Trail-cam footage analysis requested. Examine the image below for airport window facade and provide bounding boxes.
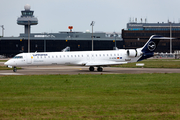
[128,28,180,31]
[22,11,33,16]
[122,29,180,53]
[0,38,123,57]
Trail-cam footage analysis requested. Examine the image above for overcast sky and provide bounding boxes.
[1,0,180,36]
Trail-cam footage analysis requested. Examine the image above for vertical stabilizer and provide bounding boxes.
[138,35,172,61]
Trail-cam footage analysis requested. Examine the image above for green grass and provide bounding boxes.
[0,66,21,71]
[0,74,180,119]
[0,60,7,62]
[0,66,13,70]
[115,59,180,68]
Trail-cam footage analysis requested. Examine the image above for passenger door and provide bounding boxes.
[26,54,32,64]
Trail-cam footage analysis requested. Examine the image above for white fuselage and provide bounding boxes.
[5,49,142,67]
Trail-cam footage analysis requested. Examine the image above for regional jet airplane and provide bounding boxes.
[4,35,170,72]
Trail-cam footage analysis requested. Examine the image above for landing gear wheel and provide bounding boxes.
[13,67,17,72]
[97,67,103,72]
[89,66,94,71]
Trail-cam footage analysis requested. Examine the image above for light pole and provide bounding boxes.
[43,32,47,52]
[114,32,117,48]
[28,20,30,53]
[90,21,95,51]
[0,25,4,37]
[170,22,172,54]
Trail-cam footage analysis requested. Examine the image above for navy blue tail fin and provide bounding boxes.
[141,35,162,53]
[138,35,173,61]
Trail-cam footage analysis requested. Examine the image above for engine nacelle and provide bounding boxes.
[127,49,141,57]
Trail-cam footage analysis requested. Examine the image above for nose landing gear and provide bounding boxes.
[13,66,17,72]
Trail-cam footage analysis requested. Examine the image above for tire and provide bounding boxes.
[13,67,17,72]
[97,67,103,72]
[89,66,94,71]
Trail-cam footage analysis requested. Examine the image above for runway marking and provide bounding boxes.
[0,73,23,75]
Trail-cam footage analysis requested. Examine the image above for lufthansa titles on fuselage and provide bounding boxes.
[33,54,48,57]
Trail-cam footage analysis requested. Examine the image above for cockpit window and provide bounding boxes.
[13,56,23,59]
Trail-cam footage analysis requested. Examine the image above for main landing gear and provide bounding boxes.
[89,66,103,72]
[97,67,103,72]
[89,66,94,71]
[13,66,17,72]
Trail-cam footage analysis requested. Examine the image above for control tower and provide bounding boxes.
[17,4,38,34]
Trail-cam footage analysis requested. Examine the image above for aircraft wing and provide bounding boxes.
[85,61,127,66]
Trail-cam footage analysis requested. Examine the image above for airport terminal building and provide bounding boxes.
[0,32,123,57]
[122,22,180,53]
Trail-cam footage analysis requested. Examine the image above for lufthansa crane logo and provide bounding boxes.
[148,41,156,51]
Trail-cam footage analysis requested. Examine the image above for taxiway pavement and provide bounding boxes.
[1,65,180,75]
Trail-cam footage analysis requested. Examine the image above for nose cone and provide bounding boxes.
[4,61,9,66]
[4,60,12,66]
